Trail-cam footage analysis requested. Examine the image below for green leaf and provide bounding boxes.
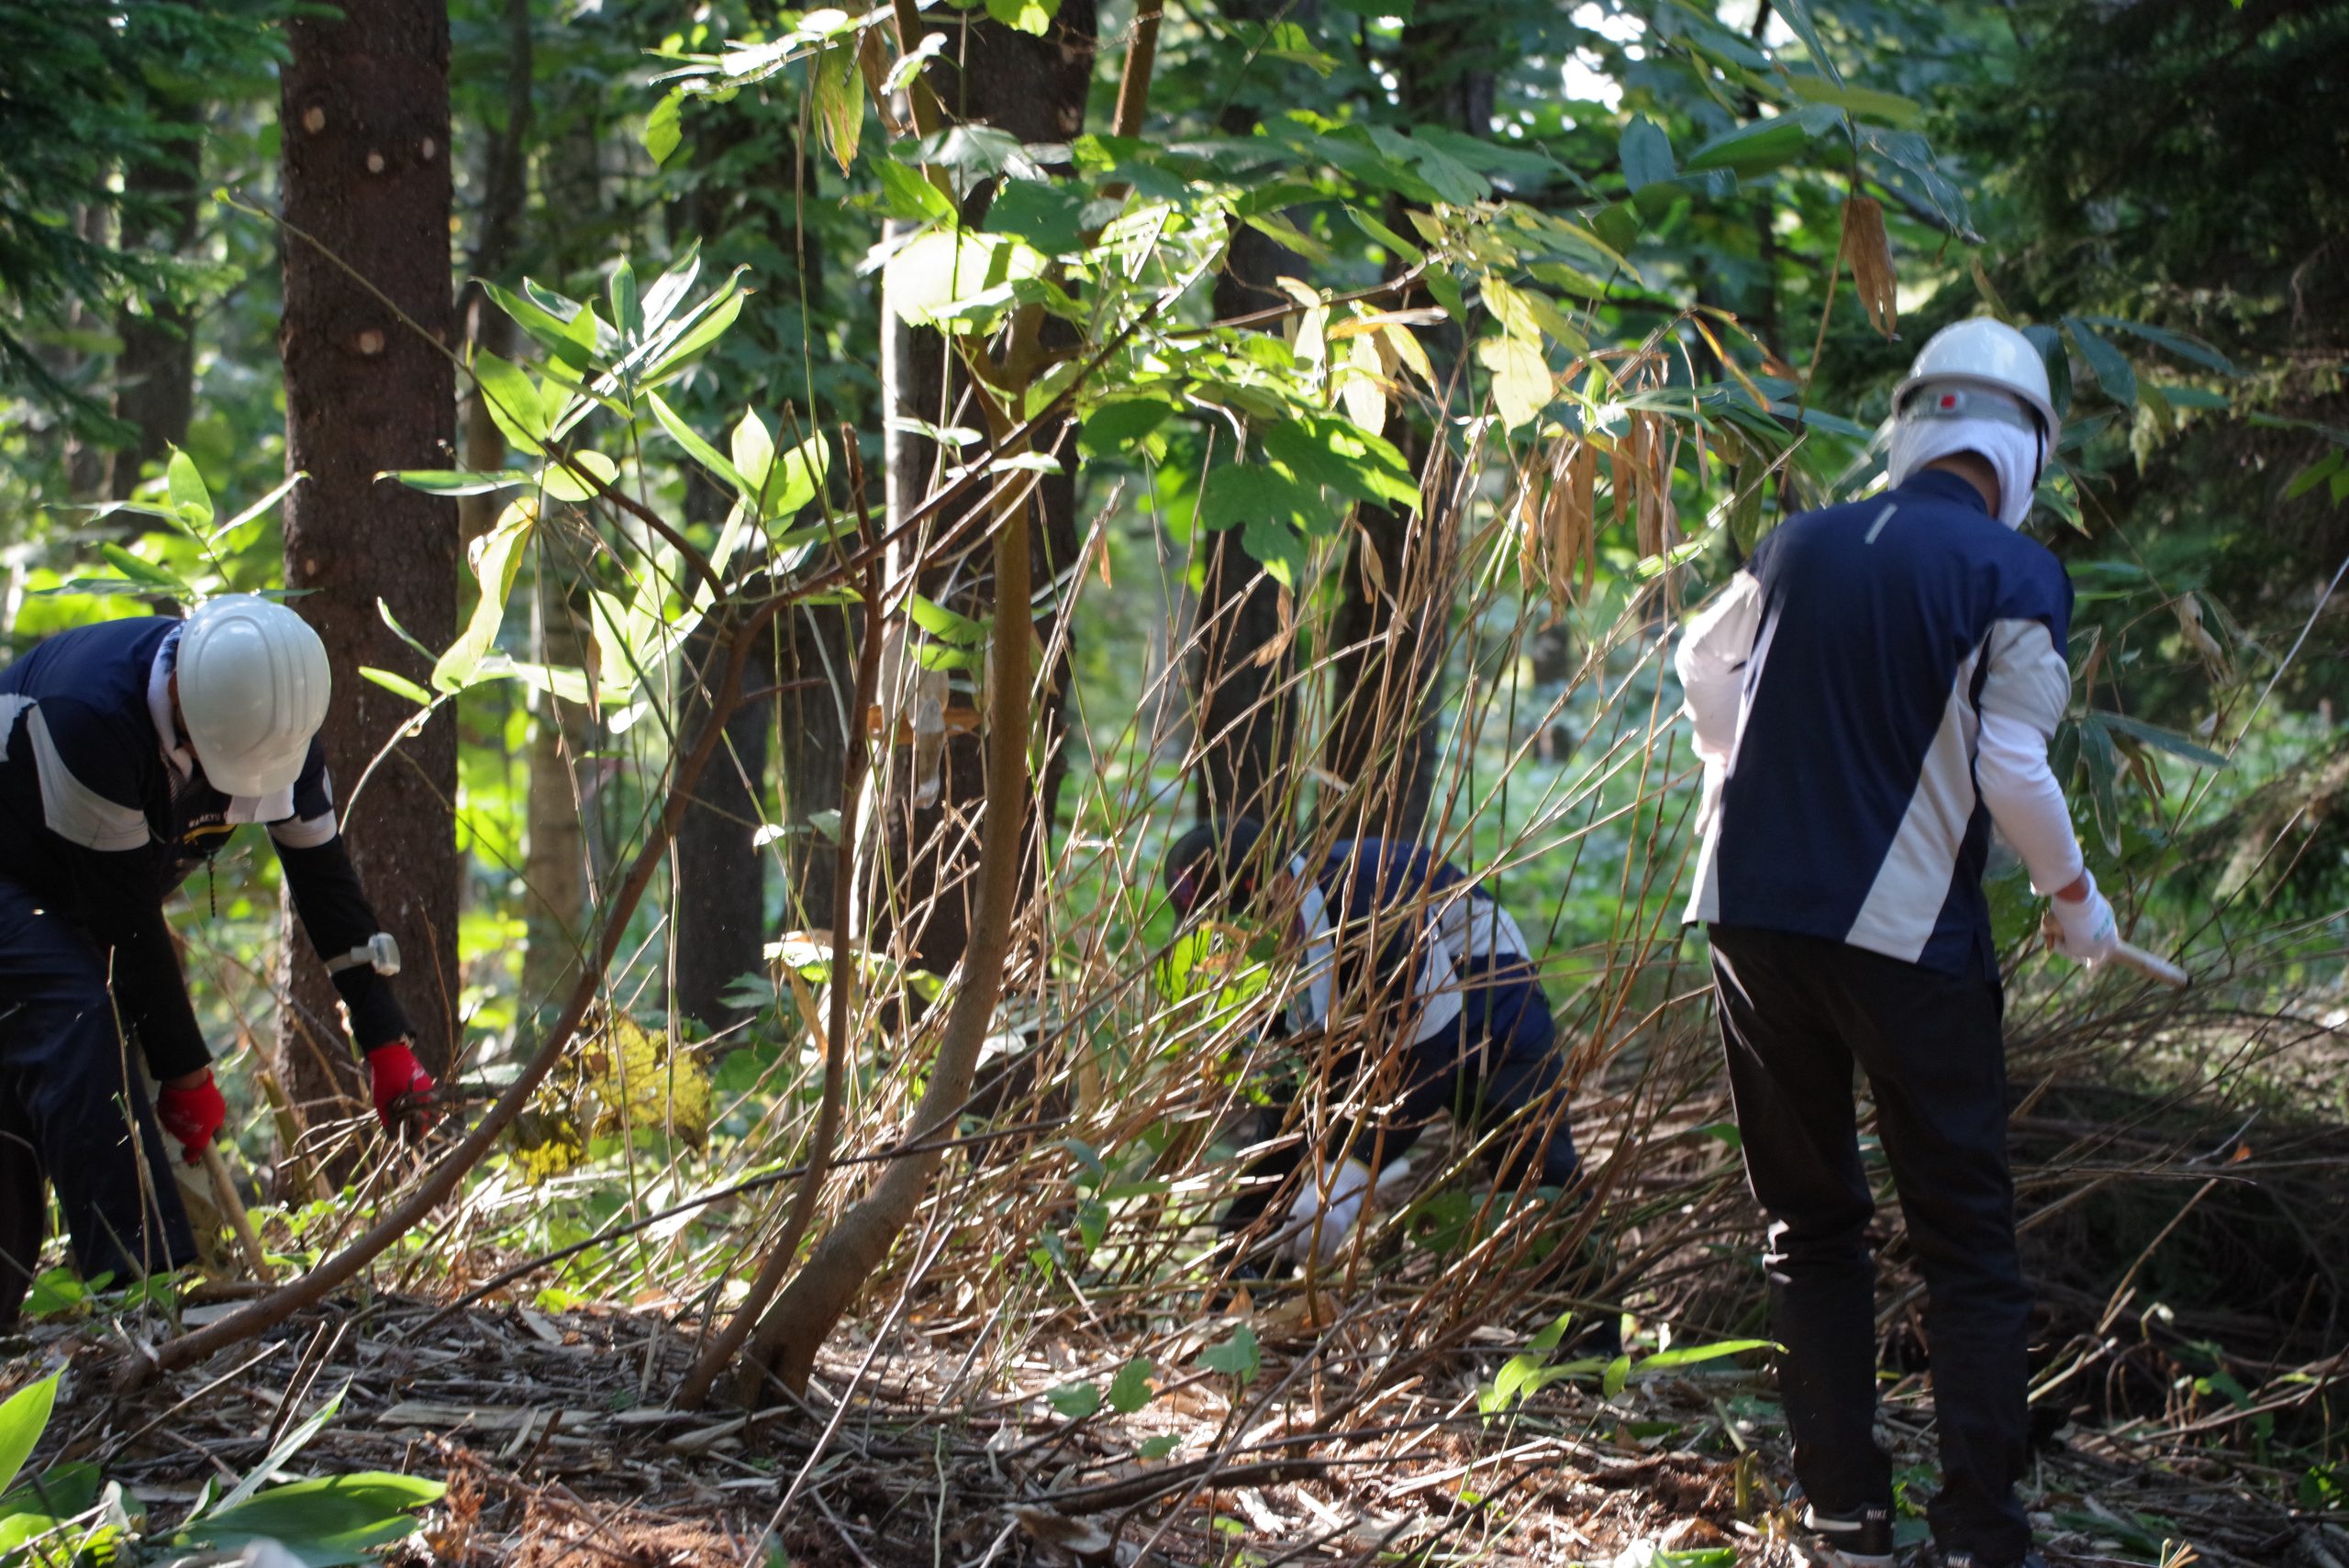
[166,445,214,528]
[473,350,549,454]
[0,1373,58,1495]
[99,542,195,599]
[985,178,1093,257]
[731,410,777,497]
[645,88,685,166]
[539,450,619,504]
[1345,204,1424,264]
[884,228,1049,334]
[1080,399,1175,458]
[384,469,529,497]
[1198,1323,1261,1385]
[2077,315,2238,377]
[608,257,640,340]
[2076,714,2123,855]
[432,504,533,694]
[2096,712,2229,771]
[1683,106,1838,177]
[642,284,746,384]
[1262,412,1419,511]
[1618,116,1675,192]
[217,1381,350,1513]
[482,281,596,373]
[180,1473,444,1566]
[1108,1357,1155,1415]
[1779,73,1920,128]
[2064,317,2137,409]
[360,668,432,706]
[1636,1338,1773,1373]
[1601,1353,1631,1399]
[763,433,832,522]
[812,39,863,175]
[2284,450,2342,502]
[873,158,959,226]
[907,592,987,646]
[0,1460,99,1520]
[985,0,1057,33]
[1476,333,1553,430]
[1774,0,1842,84]
[1137,1434,1182,1460]
[1044,1381,1102,1418]
[646,390,750,498]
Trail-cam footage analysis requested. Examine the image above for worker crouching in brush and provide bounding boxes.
[1163,817,1584,1288]
[0,596,437,1329]
[1675,319,2120,1568]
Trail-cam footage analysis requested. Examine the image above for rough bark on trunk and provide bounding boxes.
[276,1,461,1109]
[1191,156,1305,829]
[665,95,844,1024]
[878,3,1096,980]
[673,487,773,1030]
[106,94,202,502]
[1316,7,1490,840]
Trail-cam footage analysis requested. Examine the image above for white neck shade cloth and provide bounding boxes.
[1886,413,2046,530]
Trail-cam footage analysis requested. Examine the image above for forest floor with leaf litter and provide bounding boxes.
[6,1273,2324,1568]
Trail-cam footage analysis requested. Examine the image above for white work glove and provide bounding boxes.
[1278,1157,1374,1266]
[2045,870,2120,966]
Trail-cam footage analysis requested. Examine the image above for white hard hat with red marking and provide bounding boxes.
[178,595,331,796]
[1894,317,2060,439]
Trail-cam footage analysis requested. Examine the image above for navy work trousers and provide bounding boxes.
[0,876,195,1328]
[1222,961,1579,1239]
[1709,924,2032,1565]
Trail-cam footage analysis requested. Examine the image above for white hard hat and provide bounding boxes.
[1893,317,2059,440]
[177,595,331,796]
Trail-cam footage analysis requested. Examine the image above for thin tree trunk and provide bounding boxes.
[665,95,841,1021]
[1192,206,1304,828]
[1318,6,1489,840]
[878,3,1096,980]
[106,93,202,502]
[518,566,594,1006]
[276,1,460,1109]
[673,487,773,1029]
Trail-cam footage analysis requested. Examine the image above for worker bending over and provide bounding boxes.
[0,596,437,1327]
[1677,318,2115,1568]
[1164,817,1580,1278]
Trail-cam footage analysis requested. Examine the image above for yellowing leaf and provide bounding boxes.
[813,39,863,175]
[1840,196,1897,340]
[1477,333,1553,430]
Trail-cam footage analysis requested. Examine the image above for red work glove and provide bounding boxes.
[366,1040,437,1135]
[155,1071,228,1166]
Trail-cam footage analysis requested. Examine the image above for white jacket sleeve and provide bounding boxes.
[1675,571,1764,767]
[1974,617,2085,896]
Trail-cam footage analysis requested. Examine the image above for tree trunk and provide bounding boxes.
[106,93,202,502]
[776,602,852,930]
[1316,7,1490,840]
[276,1,460,1111]
[664,94,844,1024]
[672,487,773,1030]
[878,3,1096,980]
[1190,106,1307,829]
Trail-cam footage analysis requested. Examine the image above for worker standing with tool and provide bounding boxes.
[0,595,436,1329]
[1164,817,1581,1281]
[1675,319,2116,1568]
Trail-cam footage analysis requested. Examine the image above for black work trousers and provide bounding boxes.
[1709,925,2032,1565]
[0,876,195,1329]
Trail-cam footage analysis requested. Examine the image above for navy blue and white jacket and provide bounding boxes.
[0,617,411,1079]
[1676,470,2077,981]
[1281,838,1553,1063]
